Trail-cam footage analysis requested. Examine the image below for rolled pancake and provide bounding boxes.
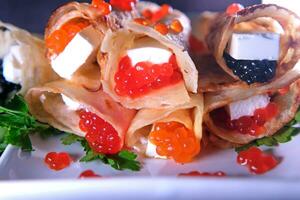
[126,94,203,155]
[205,4,300,85]
[204,69,300,145]
[0,21,58,94]
[25,80,136,145]
[99,2,198,109]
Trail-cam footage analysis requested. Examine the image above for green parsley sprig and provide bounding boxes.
[61,134,141,171]
[235,109,300,152]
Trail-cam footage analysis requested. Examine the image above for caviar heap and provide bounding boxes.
[149,122,200,163]
[44,152,73,171]
[46,18,90,57]
[78,110,122,154]
[237,147,278,174]
[211,102,278,136]
[114,54,182,98]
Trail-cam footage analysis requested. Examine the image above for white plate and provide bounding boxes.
[0,134,300,199]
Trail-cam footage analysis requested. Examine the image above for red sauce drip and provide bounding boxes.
[178,171,226,177]
[79,170,102,178]
[226,3,244,15]
[210,102,279,136]
[78,109,122,154]
[114,54,182,98]
[237,147,278,175]
[46,18,90,57]
[44,152,72,171]
[149,122,200,163]
[110,0,137,11]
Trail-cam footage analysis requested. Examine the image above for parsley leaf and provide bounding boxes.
[61,134,141,171]
[236,109,300,152]
[0,95,61,153]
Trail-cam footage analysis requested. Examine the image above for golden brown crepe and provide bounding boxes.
[205,4,300,85]
[99,2,198,109]
[126,94,203,155]
[25,80,136,144]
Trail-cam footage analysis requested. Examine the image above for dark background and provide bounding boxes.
[0,0,260,33]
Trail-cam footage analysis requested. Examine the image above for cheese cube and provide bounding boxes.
[227,32,280,60]
[228,94,270,120]
[51,26,101,79]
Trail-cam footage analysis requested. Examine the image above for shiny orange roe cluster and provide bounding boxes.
[78,109,122,154]
[226,3,244,15]
[91,0,112,15]
[211,102,279,136]
[110,0,137,11]
[149,122,200,163]
[45,18,90,57]
[114,54,182,98]
[44,152,72,171]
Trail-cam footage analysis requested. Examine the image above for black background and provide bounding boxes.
[0,0,260,33]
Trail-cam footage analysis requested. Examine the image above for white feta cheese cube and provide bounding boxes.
[228,94,270,120]
[227,32,280,60]
[51,26,101,79]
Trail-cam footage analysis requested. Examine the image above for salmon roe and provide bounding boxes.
[154,23,169,35]
[237,147,278,174]
[188,35,207,54]
[142,9,153,19]
[44,152,72,171]
[79,170,101,178]
[110,0,137,11]
[178,171,226,177]
[151,4,171,23]
[226,3,244,15]
[211,102,279,136]
[46,18,90,57]
[149,122,200,163]
[170,19,183,34]
[133,18,150,26]
[78,109,122,154]
[91,0,112,15]
[114,54,182,98]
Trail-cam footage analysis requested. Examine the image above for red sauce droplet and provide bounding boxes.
[110,0,137,11]
[151,4,171,23]
[226,3,244,15]
[170,19,183,34]
[79,170,101,178]
[91,0,112,15]
[149,122,200,163]
[114,54,182,98]
[211,102,278,136]
[237,147,278,175]
[46,18,90,57]
[44,152,72,171]
[178,171,226,177]
[154,23,169,35]
[78,109,122,154]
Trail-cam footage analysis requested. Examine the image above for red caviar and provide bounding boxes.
[178,171,226,177]
[134,18,150,26]
[211,102,278,136]
[170,19,183,34]
[237,147,278,174]
[149,122,200,163]
[91,0,112,15]
[151,4,171,23]
[226,3,244,15]
[154,23,169,35]
[114,54,182,98]
[142,9,153,19]
[79,170,101,178]
[78,109,122,154]
[44,152,72,171]
[46,18,90,57]
[110,0,137,11]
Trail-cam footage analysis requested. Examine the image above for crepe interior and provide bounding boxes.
[204,65,300,145]
[99,8,198,109]
[126,94,203,154]
[205,4,300,85]
[25,80,136,143]
[0,21,59,94]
